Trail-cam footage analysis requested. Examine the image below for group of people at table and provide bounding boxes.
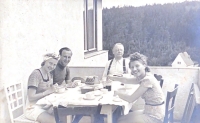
[24,43,165,123]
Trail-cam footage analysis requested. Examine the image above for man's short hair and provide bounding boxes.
[59,47,72,55]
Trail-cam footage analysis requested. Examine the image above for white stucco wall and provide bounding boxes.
[0,0,107,122]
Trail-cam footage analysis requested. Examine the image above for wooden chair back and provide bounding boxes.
[4,82,25,123]
[4,82,39,123]
[163,84,178,123]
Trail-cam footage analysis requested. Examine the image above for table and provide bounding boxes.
[36,81,139,123]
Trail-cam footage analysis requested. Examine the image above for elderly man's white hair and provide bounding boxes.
[112,43,124,50]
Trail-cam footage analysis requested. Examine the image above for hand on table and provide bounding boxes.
[67,81,78,88]
[114,89,126,96]
[44,86,55,95]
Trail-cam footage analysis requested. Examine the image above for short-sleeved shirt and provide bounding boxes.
[27,69,53,93]
[26,69,53,108]
[139,72,165,121]
[51,61,70,85]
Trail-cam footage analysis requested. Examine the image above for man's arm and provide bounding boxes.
[102,61,110,81]
[125,58,131,74]
[65,67,71,84]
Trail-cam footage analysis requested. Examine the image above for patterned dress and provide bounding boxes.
[140,72,165,123]
[118,72,165,123]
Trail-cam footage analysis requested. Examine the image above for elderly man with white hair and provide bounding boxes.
[102,43,131,82]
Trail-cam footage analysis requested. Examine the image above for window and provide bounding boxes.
[177,62,181,64]
[84,0,97,52]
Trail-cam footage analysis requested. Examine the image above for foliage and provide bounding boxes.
[102,1,200,66]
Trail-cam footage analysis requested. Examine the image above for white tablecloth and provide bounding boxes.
[36,82,139,115]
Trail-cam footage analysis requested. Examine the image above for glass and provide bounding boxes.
[103,81,112,91]
[105,84,111,91]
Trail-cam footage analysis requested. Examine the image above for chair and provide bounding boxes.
[4,82,39,123]
[154,74,164,88]
[53,105,101,123]
[163,84,178,123]
[181,83,195,123]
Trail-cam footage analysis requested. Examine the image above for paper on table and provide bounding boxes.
[99,88,137,115]
[60,94,102,107]
[36,93,64,106]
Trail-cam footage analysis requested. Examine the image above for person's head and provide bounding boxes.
[41,53,59,72]
[59,47,72,66]
[112,43,124,59]
[129,52,150,79]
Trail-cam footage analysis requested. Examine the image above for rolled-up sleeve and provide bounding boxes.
[28,70,40,89]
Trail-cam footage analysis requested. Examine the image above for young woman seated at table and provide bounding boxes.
[25,53,59,123]
[109,52,165,123]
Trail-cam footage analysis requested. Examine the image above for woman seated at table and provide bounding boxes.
[25,53,59,123]
[110,52,165,123]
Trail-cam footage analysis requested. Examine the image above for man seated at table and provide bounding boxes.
[101,43,131,123]
[102,43,131,82]
[51,47,81,123]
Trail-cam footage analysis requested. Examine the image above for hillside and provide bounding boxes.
[102,1,200,66]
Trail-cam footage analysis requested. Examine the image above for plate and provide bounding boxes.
[55,91,65,94]
[83,97,96,100]
[113,97,122,102]
[124,87,132,90]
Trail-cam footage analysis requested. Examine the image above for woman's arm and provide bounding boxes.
[28,87,54,102]
[115,85,148,103]
[108,75,140,84]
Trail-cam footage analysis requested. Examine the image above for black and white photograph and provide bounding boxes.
[0,0,200,123]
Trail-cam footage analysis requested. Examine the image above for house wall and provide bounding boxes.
[172,55,187,67]
[0,0,107,122]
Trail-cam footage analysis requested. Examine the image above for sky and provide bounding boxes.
[102,0,198,8]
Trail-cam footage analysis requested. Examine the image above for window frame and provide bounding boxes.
[84,0,98,53]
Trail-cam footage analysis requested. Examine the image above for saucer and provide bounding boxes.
[55,91,65,94]
[83,97,96,100]
[93,90,103,96]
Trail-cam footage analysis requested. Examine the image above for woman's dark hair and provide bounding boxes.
[129,52,150,72]
[59,47,72,55]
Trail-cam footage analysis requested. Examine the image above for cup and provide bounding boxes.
[101,88,108,94]
[73,80,81,86]
[85,93,95,99]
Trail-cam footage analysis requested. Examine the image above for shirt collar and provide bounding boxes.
[113,58,123,63]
